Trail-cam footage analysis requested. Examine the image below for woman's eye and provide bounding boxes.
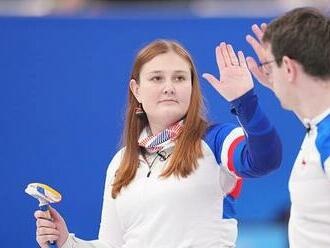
[150,76,162,82]
[174,76,186,82]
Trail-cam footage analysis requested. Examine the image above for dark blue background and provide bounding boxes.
[0,17,304,247]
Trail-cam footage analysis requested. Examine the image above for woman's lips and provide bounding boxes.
[159,99,178,103]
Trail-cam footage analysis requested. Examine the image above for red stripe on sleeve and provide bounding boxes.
[227,135,245,198]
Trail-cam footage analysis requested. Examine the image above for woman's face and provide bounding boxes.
[131,51,192,131]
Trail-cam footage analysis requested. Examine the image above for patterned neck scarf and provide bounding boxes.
[138,120,184,153]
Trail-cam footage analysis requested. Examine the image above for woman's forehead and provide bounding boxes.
[140,52,190,75]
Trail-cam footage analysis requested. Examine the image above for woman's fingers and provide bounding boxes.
[226,44,240,66]
[34,210,49,220]
[216,45,226,69]
[237,51,247,68]
[48,206,63,222]
[202,73,221,88]
[36,219,60,247]
[202,73,226,97]
[37,226,60,236]
[37,235,59,245]
[36,226,60,248]
[36,218,56,229]
[34,207,69,248]
[220,42,231,67]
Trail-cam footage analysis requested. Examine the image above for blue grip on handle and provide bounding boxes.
[39,205,58,248]
[40,205,49,212]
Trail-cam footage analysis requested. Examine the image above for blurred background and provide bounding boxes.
[1,0,329,247]
[0,0,329,16]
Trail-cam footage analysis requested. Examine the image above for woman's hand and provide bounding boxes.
[35,206,69,248]
[203,42,254,101]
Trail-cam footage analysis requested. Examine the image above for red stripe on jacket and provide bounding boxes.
[227,135,245,198]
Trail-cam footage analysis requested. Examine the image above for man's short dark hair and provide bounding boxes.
[263,7,330,80]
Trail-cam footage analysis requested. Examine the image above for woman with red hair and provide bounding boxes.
[34,39,282,248]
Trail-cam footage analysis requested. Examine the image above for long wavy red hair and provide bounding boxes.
[112,40,208,198]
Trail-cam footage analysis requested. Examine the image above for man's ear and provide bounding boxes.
[282,56,298,84]
[130,79,141,102]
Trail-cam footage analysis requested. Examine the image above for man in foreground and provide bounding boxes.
[246,7,330,248]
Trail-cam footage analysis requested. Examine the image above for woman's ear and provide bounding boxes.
[130,79,141,102]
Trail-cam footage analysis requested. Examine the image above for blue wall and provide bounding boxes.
[0,17,304,247]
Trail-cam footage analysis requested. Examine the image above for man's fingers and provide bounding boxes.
[246,56,258,70]
[246,35,266,62]
[252,24,265,42]
[246,56,272,88]
[246,57,264,79]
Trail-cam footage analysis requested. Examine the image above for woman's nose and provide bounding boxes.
[163,81,175,95]
[164,88,174,95]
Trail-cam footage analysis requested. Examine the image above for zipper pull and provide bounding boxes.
[147,171,151,177]
[306,123,311,135]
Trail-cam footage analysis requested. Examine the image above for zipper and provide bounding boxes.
[236,116,248,138]
[144,153,160,178]
[143,151,171,177]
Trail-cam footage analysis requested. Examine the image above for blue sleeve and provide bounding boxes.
[230,88,282,177]
[204,88,282,178]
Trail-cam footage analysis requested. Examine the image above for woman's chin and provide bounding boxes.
[159,112,183,124]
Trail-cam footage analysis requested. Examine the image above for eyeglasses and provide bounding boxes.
[259,59,277,67]
[258,59,277,75]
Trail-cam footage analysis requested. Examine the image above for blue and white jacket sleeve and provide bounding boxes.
[204,88,282,180]
[315,113,330,179]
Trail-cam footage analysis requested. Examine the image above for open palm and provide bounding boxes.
[203,42,254,102]
[246,23,274,90]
